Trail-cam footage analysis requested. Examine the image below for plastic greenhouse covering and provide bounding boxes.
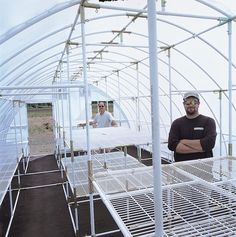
[1,0,236,236]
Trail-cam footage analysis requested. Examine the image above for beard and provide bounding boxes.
[186,108,197,116]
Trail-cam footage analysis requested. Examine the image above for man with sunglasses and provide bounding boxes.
[92,101,117,128]
[168,92,217,162]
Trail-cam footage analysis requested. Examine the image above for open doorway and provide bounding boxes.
[27,103,54,157]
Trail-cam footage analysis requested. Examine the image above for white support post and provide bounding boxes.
[218,90,223,156]
[147,0,164,236]
[167,48,174,162]
[58,63,65,173]
[117,71,122,126]
[18,101,26,171]
[56,81,61,142]
[66,47,73,147]
[227,21,233,156]
[124,146,127,169]
[137,145,141,162]
[60,63,67,165]
[52,87,58,154]
[56,82,62,166]
[167,49,172,125]
[8,184,13,215]
[105,77,109,112]
[13,101,21,188]
[136,63,141,131]
[66,43,79,233]
[80,5,96,236]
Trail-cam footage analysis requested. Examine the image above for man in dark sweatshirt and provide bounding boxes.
[168,92,217,162]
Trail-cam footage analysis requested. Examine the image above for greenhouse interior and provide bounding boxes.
[1,0,236,236]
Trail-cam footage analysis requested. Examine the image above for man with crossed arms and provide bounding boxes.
[168,92,217,162]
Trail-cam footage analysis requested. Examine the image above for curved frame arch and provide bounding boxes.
[0,1,235,155]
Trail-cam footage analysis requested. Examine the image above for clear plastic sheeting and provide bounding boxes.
[93,156,236,237]
[1,1,236,155]
[1,1,236,235]
[63,127,154,151]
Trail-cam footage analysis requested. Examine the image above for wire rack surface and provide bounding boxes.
[93,156,236,237]
[216,179,236,196]
[61,151,145,196]
[174,156,236,183]
[94,165,194,196]
[0,143,22,205]
[103,183,236,237]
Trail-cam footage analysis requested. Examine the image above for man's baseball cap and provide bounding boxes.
[183,92,199,100]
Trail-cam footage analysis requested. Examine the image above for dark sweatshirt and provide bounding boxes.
[168,114,217,162]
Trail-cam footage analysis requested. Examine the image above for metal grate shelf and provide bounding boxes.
[93,156,236,236]
[62,151,145,196]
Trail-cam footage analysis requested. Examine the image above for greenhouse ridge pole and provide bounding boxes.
[147,0,163,236]
[84,2,222,20]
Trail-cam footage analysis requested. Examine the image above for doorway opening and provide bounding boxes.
[27,103,54,157]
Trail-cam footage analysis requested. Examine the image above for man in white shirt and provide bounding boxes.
[92,101,117,128]
[78,101,117,128]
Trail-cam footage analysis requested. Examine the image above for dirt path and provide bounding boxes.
[28,107,55,156]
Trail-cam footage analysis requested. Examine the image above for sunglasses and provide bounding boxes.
[183,99,199,106]
[98,105,105,107]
